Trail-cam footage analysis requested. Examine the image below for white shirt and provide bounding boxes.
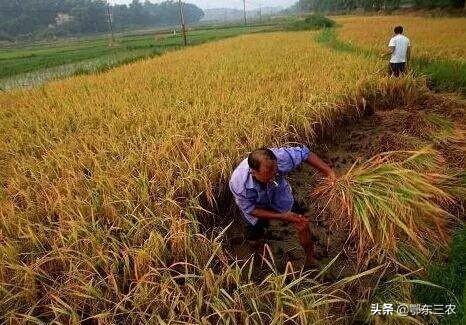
[388,34,410,63]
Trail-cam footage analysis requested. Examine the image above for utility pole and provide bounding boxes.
[178,0,187,46]
[106,0,115,46]
[259,2,262,23]
[243,0,247,25]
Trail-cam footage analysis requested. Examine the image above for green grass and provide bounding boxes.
[285,14,336,31]
[413,57,466,94]
[0,25,273,84]
[414,226,466,324]
[316,28,360,54]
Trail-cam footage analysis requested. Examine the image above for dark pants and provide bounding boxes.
[389,62,406,77]
[245,219,269,240]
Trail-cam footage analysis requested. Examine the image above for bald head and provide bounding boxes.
[248,148,278,183]
[248,148,276,170]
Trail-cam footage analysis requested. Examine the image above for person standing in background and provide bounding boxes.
[387,25,411,77]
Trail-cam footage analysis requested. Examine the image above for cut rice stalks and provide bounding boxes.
[312,148,458,269]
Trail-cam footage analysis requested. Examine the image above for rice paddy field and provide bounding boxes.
[0,15,465,324]
[334,16,466,61]
[332,15,466,94]
[0,25,274,90]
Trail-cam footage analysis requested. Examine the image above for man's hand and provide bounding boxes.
[282,212,309,224]
[326,170,337,180]
[326,169,337,187]
[251,208,309,225]
[306,153,336,181]
[381,51,390,58]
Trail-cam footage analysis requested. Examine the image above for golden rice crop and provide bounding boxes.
[333,15,466,61]
[0,32,382,322]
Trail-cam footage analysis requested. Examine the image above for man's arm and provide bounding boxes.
[251,208,307,223]
[306,153,336,178]
[274,146,335,178]
[230,180,307,225]
[385,37,395,58]
[383,46,395,58]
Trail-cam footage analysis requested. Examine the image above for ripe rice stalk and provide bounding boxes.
[312,149,456,268]
[360,74,430,111]
[335,16,466,61]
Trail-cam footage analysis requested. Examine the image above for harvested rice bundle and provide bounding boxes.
[312,148,456,268]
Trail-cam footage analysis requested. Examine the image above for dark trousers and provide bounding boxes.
[389,62,406,77]
[245,219,269,240]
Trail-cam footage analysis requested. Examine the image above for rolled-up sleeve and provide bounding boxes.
[273,146,311,173]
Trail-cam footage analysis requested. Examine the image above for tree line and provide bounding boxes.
[296,0,465,12]
[0,0,204,40]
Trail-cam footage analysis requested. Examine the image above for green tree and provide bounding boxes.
[0,0,205,40]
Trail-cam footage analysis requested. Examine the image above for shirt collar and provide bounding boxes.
[245,169,256,189]
[245,169,283,190]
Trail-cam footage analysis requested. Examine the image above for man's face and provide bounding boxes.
[251,158,278,184]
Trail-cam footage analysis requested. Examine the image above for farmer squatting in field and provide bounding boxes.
[229,147,336,267]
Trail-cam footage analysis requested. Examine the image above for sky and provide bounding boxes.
[110,0,296,10]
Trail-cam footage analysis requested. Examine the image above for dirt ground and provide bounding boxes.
[227,94,465,282]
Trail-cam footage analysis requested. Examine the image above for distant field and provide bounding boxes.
[329,15,466,93]
[333,16,466,61]
[0,25,275,89]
